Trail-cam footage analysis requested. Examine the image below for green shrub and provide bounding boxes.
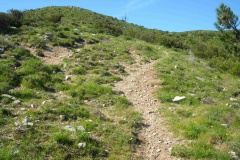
[0,146,17,160]
[0,59,19,93]
[55,133,73,146]
[0,108,13,117]
[72,66,86,75]
[55,83,71,91]
[70,82,113,100]
[114,97,131,109]
[76,132,106,158]
[0,12,11,31]
[231,63,240,76]
[29,36,46,49]
[56,105,90,120]
[12,47,31,60]
[12,88,38,99]
[54,38,74,47]
[45,13,63,23]
[19,58,50,75]
[172,142,232,159]
[21,72,50,89]
[0,82,11,94]
[8,9,23,28]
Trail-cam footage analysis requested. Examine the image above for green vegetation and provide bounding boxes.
[215,3,240,40]
[157,50,240,159]
[0,4,239,159]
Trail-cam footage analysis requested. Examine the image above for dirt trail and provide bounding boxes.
[114,53,178,160]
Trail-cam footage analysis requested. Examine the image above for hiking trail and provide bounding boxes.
[114,52,179,160]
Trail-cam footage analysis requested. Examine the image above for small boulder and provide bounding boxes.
[73,28,79,32]
[78,142,86,149]
[221,124,228,127]
[14,121,21,126]
[30,104,37,108]
[1,94,16,100]
[230,98,237,101]
[231,103,240,108]
[22,116,30,125]
[59,115,66,121]
[63,125,76,132]
[172,96,186,102]
[44,34,54,41]
[20,108,26,111]
[42,101,47,105]
[23,122,34,126]
[229,151,238,159]
[13,100,21,105]
[0,48,4,54]
[65,75,72,80]
[76,126,85,132]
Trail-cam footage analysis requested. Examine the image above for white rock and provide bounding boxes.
[65,75,72,80]
[1,94,16,100]
[76,126,85,131]
[22,116,30,124]
[15,122,20,126]
[172,96,186,102]
[230,98,237,101]
[30,104,37,108]
[20,108,26,111]
[78,142,86,149]
[24,122,34,126]
[223,87,227,91]
[196,77,206,82]
[13,100,21,105]
[232,103,240,108]
[189,93,196,96]
[221,124,228,127]
[73,28,79,32]
[42,101,46,105]
[229,151,238,158]
[63,125,76,132]
[59,115,66,121]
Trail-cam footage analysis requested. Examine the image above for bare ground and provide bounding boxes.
[25,45,72,65]
[114,53,179,160]
[25,44,179,159]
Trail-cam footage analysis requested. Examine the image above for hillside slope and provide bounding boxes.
[0,6,239,160]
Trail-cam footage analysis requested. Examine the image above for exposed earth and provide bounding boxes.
[114,52,179,160]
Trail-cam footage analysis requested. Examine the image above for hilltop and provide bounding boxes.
[0,6,240,159]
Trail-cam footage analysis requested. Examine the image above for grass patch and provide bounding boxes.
[157,50,240,159]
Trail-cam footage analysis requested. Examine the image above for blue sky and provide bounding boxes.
[1,0,240,32]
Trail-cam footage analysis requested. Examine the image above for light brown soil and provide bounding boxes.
[26,43,179,159]
[25,45,72,65]
[114,53,178,160]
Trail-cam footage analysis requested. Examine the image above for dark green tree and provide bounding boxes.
[214,3,240,39]
[8,9,23,27]
[0,12,11,31]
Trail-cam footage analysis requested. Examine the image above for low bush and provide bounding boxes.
[55,133,74,146]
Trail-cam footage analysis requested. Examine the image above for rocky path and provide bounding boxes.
[114,53,178,160]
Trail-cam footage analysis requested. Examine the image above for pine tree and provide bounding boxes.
[214,3,240,40]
